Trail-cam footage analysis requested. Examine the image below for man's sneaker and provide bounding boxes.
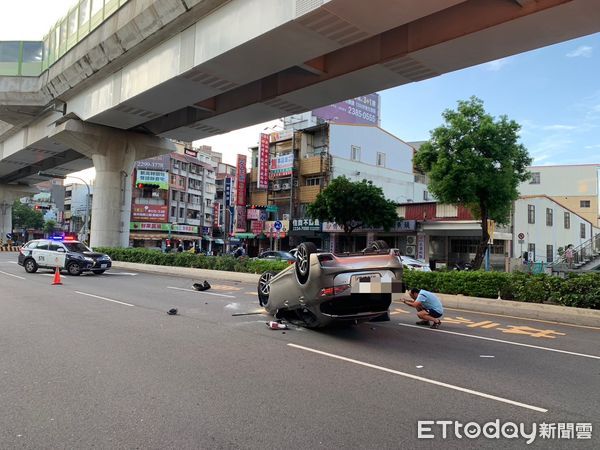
[416,320,430,326]
[430,320,441,329]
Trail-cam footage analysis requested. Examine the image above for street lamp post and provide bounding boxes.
[38,172,91,244]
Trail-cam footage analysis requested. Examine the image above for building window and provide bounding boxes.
[172,191,177,201]
[564,212,570,229]
[580,200,591,208]
[546,245,553,263]
[527,205,535,224]
[305,177,321,186]
[528,243,535,261]
[170,206,176,217]
[351,145,361,161]
[423,191,430,201]
[546,208,553,226]
[529,172,540,184]
[376,152,386,167]
[580,223,586,239]
[179,207,185,219]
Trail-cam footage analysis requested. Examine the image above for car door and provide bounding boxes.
[48,242,67,269]
[31,240,51,269]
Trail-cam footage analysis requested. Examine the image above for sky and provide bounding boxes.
[1,0,599,180]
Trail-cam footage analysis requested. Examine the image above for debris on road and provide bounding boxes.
[167,308,178,315]
[232,312,264,316]
[192,281,211,291]
[267,321,289,330]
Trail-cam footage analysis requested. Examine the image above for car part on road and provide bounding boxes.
[266,321,288,330]
[192,280,211,291]
[167,308,178,315]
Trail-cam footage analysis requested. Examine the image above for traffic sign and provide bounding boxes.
[518,232,525,240]
[266,205,278,212]
[274,220,282,231]
[518,239,525,244]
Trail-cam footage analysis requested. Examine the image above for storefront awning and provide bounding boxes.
[202,235,214,241]
[130,233,200,241]
[214,238,225,244]
[234,233,256,239]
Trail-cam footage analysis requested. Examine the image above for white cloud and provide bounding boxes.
[541,124,577,131]
[566,45,593,58]
[482,58,511,71]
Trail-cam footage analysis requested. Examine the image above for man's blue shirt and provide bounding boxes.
[416,290,443,314]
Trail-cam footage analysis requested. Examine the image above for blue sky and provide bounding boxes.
[379,33,600,166]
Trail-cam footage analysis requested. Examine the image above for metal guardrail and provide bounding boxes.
[550,232,600,271]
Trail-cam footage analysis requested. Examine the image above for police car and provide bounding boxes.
[18,236,112,276]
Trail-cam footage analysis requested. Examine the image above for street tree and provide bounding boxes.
[307,176,398,250]
[12,200,44,231]
[414,96,532,269]
[44,220,57,236]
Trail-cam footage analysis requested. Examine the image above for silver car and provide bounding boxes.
[257,241,404,328]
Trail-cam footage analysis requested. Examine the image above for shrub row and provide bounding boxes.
[402,270,600,310]
[97,247,600,310]
[95,247,290,274]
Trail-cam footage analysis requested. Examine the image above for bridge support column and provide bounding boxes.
[0,185,37,244]
[51,120,177,248]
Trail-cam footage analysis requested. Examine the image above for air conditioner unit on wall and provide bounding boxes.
[405,245,416,256]
[293,179,299,187]
[406,236,417,245]
[281,183,291,190]
[272,183,281,191]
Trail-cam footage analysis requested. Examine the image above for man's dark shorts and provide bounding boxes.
[428,309,443,318]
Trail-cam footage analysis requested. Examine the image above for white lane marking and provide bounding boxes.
[288,343,547,413]
[167,286,235,298]
[103,272,137,276]
[416,365,424,369]
[480,355,495,358]
[75,291,134,307]
[398,323,600,360]
[0,270,26,280]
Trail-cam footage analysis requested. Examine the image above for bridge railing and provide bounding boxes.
[0,0,130,77]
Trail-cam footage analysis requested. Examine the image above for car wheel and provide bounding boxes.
[371,240,389,251]
[92,270,105,275]
[24,258,38,273]
[258,270,276,308]
[67,262,82,276]
[295,242,317,284]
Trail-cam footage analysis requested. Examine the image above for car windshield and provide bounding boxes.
[63,242,91,252]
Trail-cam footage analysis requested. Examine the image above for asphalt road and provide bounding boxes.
[1,252,599,449]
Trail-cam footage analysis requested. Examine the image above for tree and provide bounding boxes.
[414,96,532,269]
[43,220,57,236]
[12,200,44,231]
[307,176,398,250]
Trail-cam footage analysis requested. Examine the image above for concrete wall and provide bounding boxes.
[513,196,593,262]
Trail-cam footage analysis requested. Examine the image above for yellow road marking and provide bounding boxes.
[468,321,495,328]
[498,325,566,339]
[245,291,258,296]
[210,284,242,291]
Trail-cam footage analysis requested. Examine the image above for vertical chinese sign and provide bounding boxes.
[236,154,247,206]
[258,133,269,189]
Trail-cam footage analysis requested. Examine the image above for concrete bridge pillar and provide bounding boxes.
[51,120,176,248]
[0,185,37,243]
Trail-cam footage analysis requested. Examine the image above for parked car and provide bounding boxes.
[400,256,432,272]
[18,237,112,275]
[257,250,296,262]
[257,241,404,328]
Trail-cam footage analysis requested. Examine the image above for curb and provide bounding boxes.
[0,246,20,252]
[436,293,600,328]
[111,262,600,327]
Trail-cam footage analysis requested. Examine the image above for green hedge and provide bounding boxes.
[94,247,290,274]
[402,270,600,310]
[95,247,600,309]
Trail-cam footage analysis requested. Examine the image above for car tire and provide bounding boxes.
[92,270,105,275]
[295,242,317,285]
[371,240,389,251]
[258,270,276,309]
[67,262,82,276]
[24,258,38,273]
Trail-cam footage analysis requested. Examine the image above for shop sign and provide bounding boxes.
[322,220,416,233]
[131,205,168,222]
[269,153,293,178]
[247,208,261,220]
[291,218,321,232]
[225,177,233,206]
[130,222,198,234]
[264,220,289,233]
[135,156,168,171]
[235,206,247,232]
[236,154,247,206]
[313,93,379,126]
[213,202,221,227]
[258,133,269,189]
[417,235,425,260]
[184,148,198,157]
[136,170,169,189]
[269,130,293,142]
[251,220,264,234]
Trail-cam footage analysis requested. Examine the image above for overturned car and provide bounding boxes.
[257,241,404,328]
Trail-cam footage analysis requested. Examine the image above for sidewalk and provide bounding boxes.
[113,262,600,328]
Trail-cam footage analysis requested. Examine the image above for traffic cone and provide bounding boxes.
[52,267,62,285]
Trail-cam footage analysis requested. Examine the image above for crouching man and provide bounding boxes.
[403,288,443,329]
